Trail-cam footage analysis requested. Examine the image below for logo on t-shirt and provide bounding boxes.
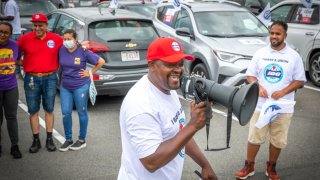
[179,118,185,130]
[74,57,81,65]
[0,48,15,75]
[47,40,55,48]
[264,63,283,83]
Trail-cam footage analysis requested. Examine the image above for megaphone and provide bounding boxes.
[180,75,259,150]
[180,75,259,126]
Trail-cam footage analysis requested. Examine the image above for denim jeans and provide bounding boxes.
[24,73,57,114]
[60,82,90,141]
[0,87,19,145]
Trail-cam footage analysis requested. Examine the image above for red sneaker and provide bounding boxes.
[235,160,255,179]
[265,161,280,180]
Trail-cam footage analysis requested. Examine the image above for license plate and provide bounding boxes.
[121,51,140,61]
[80,1,92,6]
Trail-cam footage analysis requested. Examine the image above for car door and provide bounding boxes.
[173,7,195,57]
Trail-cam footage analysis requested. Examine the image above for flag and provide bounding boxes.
[300,0,313,8]
[173,0,181,12]
[257,3,271,26]
[255,98,296,129]
[152,0,162,5]
[109,0,119,9]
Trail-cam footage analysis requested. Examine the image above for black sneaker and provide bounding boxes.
[59,140,73,152]
[69,140,86,151]
[29,138,41,153]
[11,145,22,159]
[46,138,56,152]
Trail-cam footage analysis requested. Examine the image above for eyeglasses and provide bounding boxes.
[0,30,11,37]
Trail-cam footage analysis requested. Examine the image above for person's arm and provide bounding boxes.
[140,101,208,172]
[185,138,218,180]
[247,76,268,98]
[271,80,304,100]
[79,55,105,78]
[0,15,14,21]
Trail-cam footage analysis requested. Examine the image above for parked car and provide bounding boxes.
[271,0,320,87]
[97,0,156,18]
[46,7,159,96]
[153,1,269,86]
[230,0,284,15]
[16,0,57,34]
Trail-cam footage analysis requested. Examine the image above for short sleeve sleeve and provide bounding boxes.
[84,50,100,65]
[292,55,307,82]
[246,52,260,77]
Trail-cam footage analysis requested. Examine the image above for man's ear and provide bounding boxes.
[148,61,156,71]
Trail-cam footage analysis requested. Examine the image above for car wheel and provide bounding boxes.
[191,63,209,79]
[309,52,320,87]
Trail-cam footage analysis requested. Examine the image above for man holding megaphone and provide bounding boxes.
[118,37,217,180]
[235,21,306,180]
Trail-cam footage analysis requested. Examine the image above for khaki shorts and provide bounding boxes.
[248,111,293,149]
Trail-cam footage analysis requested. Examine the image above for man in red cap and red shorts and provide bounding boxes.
[17,13,63,153]
[118,37,218,180]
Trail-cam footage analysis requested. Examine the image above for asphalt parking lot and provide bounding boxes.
[0,77,319,180]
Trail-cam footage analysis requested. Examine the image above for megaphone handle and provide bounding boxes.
[226,101,233,148]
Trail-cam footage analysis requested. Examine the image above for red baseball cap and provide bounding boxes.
[147,37,194,63]
[31,13,48,24]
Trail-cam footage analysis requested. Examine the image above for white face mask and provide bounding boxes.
[63,40,75,49]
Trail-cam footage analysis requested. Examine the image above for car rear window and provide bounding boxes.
[89,20,158,43]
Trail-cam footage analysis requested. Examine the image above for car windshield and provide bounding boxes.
[16,0,57,17]
[90,20,158,43]
[126,5,156,17]
[194,11,269,37]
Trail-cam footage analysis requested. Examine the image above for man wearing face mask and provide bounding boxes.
[17,13,63,153]
[58,29,104,151]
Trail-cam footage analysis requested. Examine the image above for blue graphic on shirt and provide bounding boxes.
[178,118,185,158]
[264,63,283,83]
[264,105,281,114]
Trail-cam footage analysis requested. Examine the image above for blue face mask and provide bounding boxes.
[63,40,75,49]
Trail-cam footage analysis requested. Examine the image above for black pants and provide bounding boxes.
[0,87,19,146]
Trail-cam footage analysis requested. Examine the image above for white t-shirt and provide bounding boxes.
[118,75,186,180]
[4,0,21,35]
[246,45,306,110]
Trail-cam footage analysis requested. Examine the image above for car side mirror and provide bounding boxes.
[176,27,194,39]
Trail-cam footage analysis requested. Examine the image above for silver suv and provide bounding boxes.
[271,0,320,87]
[153,1,269,86]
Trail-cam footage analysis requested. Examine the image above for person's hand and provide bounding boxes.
[189,101,207,131]
[271,90,286,100]
[259,85,268,98]
[201,165,218,180]
[79,69,90,78]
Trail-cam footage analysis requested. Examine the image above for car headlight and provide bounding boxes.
[214,50,244,63]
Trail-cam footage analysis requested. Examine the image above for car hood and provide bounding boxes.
[205,36,268,56]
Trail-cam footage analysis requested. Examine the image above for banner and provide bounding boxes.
[173,0,181,12]
[257,3,271,26]
[109,0,119,9]
[300,0,313,8]
[255,98,296,129]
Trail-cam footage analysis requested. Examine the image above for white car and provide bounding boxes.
[271,0,320,87]
[153,1,269,86]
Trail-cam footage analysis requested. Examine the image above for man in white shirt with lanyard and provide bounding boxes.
[235,21,306,180]
[118,37,218,180]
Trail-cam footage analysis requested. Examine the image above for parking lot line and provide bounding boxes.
[304,85,320,92]
[18,100,65,144]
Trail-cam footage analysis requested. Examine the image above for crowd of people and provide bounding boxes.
[0,12,105,158]
[0,1,306,179]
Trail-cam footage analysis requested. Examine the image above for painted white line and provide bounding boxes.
[18,100,65,144]
[304,85,320,92]
[178,95,239,122]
